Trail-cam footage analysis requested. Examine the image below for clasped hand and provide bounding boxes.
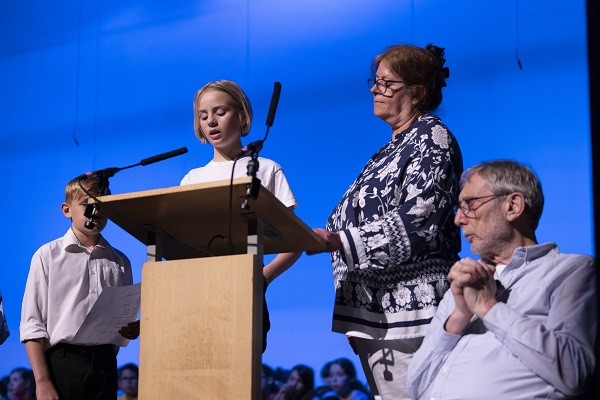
[448,258,498,321]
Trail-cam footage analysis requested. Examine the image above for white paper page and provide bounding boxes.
[72,283,141,346]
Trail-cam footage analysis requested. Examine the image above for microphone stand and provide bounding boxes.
[80,147,188,226]
[240,82,281,210]
[241,148,262,210]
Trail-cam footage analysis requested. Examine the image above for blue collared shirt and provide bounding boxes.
[407,243,597,399]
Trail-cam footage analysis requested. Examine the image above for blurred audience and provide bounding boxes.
[0,375,9,400]
[326,358,370,400]
[6,368,35,400]
[274,364,315,400]
[315,361,337,400]
[262,364,280,400]
[1,358,372,400]
[117,363,139,400]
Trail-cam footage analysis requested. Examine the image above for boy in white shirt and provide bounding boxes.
[20,175,139,400]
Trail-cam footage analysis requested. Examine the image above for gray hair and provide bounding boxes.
[462,160,544,229]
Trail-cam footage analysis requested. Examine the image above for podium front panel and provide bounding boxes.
[138,254,262,399]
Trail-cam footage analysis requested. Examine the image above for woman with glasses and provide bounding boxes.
[311,44,463,399]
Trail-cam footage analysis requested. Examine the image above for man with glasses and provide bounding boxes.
[407,160,597,399]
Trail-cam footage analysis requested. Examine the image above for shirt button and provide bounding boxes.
[91,271,96,275]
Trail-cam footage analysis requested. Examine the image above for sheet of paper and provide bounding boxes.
[72,283,141,346]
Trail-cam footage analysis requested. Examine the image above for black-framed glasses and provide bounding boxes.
[454,193,511,216]
[368,78,405,94]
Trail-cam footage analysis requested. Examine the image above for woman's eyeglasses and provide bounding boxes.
[368,78,405,94]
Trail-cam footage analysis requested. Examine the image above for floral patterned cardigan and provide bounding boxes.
[327,113,463,340]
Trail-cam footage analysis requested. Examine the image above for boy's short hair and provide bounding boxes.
[65,175,101,203]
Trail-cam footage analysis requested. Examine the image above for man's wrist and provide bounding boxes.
[444,310,473,334]
[474,299,497,319]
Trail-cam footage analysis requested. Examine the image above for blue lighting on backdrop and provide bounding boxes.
[0,0,592,387]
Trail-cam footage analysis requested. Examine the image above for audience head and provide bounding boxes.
[371,43,449,113]
[192,80,253,144]
[327,358,360,397]
[7,368,35,400]
[117,363,139,399]
[320,361,333,386]
[261,364,279,399]
[0,375,8,400]
[281,364,314,400]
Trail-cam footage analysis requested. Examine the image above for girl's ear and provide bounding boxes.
[239,112,248,133]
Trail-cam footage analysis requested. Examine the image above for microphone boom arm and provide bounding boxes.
[80,146,188,224]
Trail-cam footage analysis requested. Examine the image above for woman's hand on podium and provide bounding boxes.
[307,228,343,255]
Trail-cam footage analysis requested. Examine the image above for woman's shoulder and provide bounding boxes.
[415,113,451,131]
[409,113,461,151]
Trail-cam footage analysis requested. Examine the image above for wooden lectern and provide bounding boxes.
[92,177,325,399]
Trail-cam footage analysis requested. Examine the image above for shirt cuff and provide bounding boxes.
[482,303,513,342]
[19,321,48,343]
[436,320,464,352]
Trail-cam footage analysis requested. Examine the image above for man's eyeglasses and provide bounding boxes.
[454,193,511,216]
[368,78,405,94]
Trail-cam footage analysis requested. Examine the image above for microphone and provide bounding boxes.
[78,147,189,180]
[77,146,189,229]
[265,82,282,127]
[140,146,188,166]
[78,167,121,181]
[235,82,282,160]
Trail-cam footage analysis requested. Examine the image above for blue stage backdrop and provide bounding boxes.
[0,0,592,387]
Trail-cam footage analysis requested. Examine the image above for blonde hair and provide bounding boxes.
[65,175,100,203]
[192,80,253,143]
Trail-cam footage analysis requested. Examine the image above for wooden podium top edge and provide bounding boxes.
[89,177,253,204]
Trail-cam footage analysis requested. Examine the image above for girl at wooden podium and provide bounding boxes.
[180,80,302,352]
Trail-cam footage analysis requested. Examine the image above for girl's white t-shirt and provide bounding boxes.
[180,156,297,208]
